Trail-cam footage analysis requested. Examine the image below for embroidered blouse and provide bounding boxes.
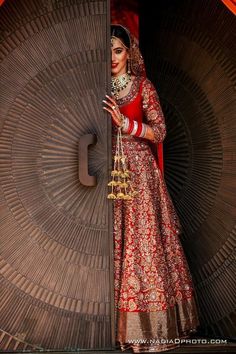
[117,76,166,144]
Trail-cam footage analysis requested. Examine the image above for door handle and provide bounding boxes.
[78,134,97,186]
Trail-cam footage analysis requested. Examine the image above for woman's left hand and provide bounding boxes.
[103,95,123,127]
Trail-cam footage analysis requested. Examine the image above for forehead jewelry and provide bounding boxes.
[111,36,129,49]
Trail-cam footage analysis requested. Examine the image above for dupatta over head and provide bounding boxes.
[111,24,164,176]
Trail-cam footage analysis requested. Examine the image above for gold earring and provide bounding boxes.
[127,59,131,74]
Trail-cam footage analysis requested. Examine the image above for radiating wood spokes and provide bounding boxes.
[0,0,112,350]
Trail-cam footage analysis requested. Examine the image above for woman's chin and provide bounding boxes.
[111,70,119,76]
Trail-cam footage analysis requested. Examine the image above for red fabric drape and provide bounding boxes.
[111,0,164,177]
[157,143,164,177]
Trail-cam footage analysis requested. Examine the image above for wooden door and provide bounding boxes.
[140,0,236,339]
[0,0,114,350]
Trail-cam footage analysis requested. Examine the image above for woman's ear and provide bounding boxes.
[127,49,130,60]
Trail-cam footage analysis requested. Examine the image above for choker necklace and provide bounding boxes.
[111,73,132,99]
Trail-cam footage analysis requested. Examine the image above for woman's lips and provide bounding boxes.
[112,63,118,68]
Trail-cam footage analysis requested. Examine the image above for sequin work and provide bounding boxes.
[113,77,200,352]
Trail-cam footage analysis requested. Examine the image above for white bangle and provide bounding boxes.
[121,116,130,132]
[140,123,147,138]
[130,121,138,135]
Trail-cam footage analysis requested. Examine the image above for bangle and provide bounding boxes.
[120,116,148,139]
[126,119,134,135]
[120,114,147,138]
[135,122,143,137]
[130,121,138,135]
[119,114,125,128]
[122,116,129,131]
[140,123,147,138]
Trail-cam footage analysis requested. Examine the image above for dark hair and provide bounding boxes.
[111,24,131,49]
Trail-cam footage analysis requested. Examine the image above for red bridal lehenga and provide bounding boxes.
[112,75,200,353]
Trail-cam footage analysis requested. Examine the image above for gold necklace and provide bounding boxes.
[111,73,131,99]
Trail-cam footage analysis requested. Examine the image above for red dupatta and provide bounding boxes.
[128,30,164,177]
[111,24,165,177]
[158,143,164,177]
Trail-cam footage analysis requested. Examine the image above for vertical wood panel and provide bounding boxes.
[0,0,112,350]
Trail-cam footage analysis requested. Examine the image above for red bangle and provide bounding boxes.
[121,117,146,139]
[135,122,143,137]
[126,119,134,134]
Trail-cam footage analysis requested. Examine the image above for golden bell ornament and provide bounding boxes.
[107,193,117,199]
[111,170,119,176]
[117,192,125,199]
[107,126,137,201]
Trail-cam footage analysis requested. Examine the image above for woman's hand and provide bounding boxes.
[103,95,123,127]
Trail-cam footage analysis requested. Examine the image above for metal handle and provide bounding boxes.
[78,134,97,186]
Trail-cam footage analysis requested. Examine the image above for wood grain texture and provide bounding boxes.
[140,0,236,339]
[0,0,112,350]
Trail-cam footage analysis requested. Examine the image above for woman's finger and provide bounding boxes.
[103,107,121,126]
[103,97,122,126]
[103,101,121,119]
[103,106,113,115]
[103,99,117,112]
[103,106,118,120]
[102,100,113,109]
[105,94,116,105]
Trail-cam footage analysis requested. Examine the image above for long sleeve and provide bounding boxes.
[141,78,166,144]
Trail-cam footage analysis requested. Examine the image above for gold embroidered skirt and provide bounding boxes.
[113,136,200,352]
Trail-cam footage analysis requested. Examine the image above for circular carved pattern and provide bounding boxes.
[158,65,223,238]
[140,0,236,337]
[1,56,109,250]
[0,0,111,350]
[0,0,235,349]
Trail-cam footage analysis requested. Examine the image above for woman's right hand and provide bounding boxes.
[103,95,123,127]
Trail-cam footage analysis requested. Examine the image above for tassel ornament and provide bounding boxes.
[108,127,138,200]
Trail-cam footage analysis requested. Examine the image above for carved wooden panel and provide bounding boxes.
[140,0,236,339]
[0,0,113,350]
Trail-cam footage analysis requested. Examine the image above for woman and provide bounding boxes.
[103,24,200,353]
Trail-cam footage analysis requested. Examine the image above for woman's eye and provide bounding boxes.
[115,49,123,54]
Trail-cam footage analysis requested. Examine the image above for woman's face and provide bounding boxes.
[111,37,129,77]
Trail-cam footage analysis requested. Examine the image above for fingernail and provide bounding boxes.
[106,94,109,97]
[102,100,106,102]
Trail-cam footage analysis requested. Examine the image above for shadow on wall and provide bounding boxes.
[139,0,236,340]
